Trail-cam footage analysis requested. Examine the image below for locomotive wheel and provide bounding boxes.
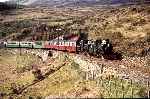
[102,52,123,60]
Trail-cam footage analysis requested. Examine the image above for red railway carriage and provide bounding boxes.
[44,34,80,52]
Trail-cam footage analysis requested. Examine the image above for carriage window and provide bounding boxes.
[62,42,65,46]
[69,42,72,46]
[65,42,69,46]
[54,42,58,45]
[9,42,18,44]
[29,43,32,45]
[72,42,75,46]
[9,42,19,44]
[50,41,53,45]
[36,42,42,45]
[59,42,62,45]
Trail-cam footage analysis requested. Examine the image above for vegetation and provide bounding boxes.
[0,3,150,99]
[146,32,150,42]
[0,49,148,98]
[96,76,147,98]
[0,2,18,11]
[15,54,40,73]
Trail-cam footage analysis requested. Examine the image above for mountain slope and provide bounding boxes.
[7,0,150,7]
[0,2,18,11]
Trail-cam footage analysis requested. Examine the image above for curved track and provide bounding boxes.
[5,48,150,85]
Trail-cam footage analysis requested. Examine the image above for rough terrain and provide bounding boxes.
[0,4,150,98]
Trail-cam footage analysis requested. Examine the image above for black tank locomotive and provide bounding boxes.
[77,39,113,58]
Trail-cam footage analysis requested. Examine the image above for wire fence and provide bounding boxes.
[84,66,150,98]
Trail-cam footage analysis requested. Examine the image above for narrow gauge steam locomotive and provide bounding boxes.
[0,34,113,57]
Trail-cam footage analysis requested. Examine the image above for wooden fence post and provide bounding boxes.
[92,70,94,80]
[148,81,150,98]
[86,71,89,80]
[131,79,133,98]
[109,75,111,97]
[101,76,103,87]
[121,79,124,98]
[101,64,104,74]
[115,76,117,98]
[97,77,99,87]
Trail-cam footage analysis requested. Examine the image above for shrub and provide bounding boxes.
[16,65,33,73]
[145,32,150,42]
[96,76,147,98]
[146,58,150,67]
[132,19,146,26]
[139,48,150,57]
[10,83,23,95]
[29,96,34,99]
[71,61,80,70]
[48,51,53,57]
[0,92,6,98]
[112,32,123,39]
[1,32,6,37]
[32,68,44,81]
[103,31,123,41]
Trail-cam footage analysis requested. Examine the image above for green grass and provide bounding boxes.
[0,50,147,98]
[0,83,12,94]
[23,60,82,97]
[15,54,40,73]
[0,49,40,95]
[96,77,147,98]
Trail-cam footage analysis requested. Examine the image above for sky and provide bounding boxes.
[0,0,10,2]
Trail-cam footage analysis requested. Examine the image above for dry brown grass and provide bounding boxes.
[0,5,150,98]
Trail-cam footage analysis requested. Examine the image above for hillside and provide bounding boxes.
[0,5,150,55]
[6,0,150,7]
[0,3,150,98]
[0,2,18,11]
[0,49,149,98]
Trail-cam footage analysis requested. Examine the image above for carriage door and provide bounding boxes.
[65,41,69,51]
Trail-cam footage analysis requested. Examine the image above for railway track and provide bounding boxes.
[3,48,150,85]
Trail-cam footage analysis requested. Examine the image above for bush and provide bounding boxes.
[71,61,80,70]
[16,65,33,73]
[145,32,150,42]
[0,92,6,98]
[132,19,146,26]
[112,32,123,39]
[1,32,6,37]
[146,58,150,67]
[103,31,123,40]
[139,48,150,57]
[96,76,147,98]
[32,69,44,81]
[10,83,23,95]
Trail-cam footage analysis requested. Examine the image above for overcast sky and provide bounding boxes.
[0,0,10,2]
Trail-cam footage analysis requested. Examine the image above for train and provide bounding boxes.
[0,33,114,58]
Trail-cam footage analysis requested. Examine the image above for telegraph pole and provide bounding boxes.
[17,0,22,55]
[56,28,62,51]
